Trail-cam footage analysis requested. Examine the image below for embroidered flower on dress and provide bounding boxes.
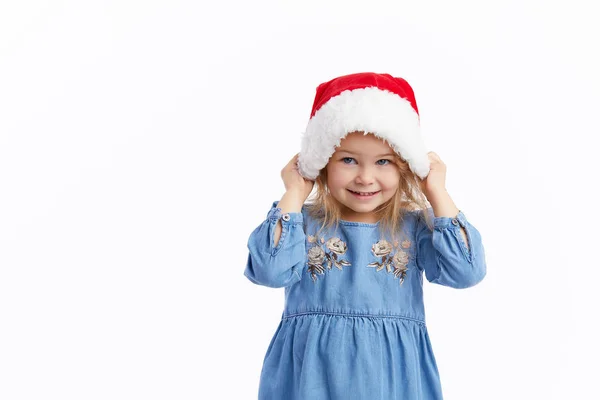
[326,237,347,255]
[392,251,409,284]
[367,239,411,285]
[306,234,351,282]
[371,240,393,258]
[307,246,326,276]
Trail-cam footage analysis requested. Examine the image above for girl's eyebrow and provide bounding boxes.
[337,150,395,157]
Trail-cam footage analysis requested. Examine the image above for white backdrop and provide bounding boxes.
[1,1,598,399]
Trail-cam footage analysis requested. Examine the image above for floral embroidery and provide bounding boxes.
[367,239,412,285]
[306,234,351,282]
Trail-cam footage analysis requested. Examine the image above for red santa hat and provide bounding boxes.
[297,72,430,180]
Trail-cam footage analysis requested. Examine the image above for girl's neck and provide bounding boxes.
[340,210,380,224]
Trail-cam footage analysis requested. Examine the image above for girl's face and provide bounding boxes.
[326,132,400,223]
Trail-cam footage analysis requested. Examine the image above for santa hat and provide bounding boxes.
[297,72,430,180]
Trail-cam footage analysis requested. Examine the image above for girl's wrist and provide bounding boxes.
[285,187,307,199]
[279,190,306,212]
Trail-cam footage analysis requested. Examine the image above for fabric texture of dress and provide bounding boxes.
[244,201,487,399]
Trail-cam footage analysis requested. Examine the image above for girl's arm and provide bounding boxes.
[243,193,306,288]
[272,189,305,247]
[415,207,487,289]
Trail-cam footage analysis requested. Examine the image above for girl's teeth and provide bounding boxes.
[352,190,377,195]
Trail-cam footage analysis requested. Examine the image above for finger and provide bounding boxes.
[428,153,441,163]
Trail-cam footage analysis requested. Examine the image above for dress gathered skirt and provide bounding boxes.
[244,202,487,400]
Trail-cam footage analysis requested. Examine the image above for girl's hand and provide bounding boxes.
[418,151,447,199]
[281,153,315,201]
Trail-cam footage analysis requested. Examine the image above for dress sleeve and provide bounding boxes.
[243,201,306,288]
[415,208,487,289]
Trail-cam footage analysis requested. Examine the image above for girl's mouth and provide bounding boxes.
[348,189,381,199]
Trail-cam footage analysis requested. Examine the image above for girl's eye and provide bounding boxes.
[342,158,391,165]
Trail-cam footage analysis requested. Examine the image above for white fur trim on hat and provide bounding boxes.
[297,86,430,180]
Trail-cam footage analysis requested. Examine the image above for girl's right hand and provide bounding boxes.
[281,153,315,201]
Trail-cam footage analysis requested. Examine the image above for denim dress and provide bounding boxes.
[244,201,487,400]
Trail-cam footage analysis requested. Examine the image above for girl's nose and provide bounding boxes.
[355,167,375,185]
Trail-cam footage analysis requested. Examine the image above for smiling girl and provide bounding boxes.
[244,72,487,400]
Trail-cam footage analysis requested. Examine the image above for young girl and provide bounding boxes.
[244,72,487,399]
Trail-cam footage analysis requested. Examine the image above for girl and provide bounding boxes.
[244,72,487,399]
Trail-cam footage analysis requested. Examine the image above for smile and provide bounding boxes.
[348,189,381,198]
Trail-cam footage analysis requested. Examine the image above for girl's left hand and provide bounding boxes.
[419,151,447,199]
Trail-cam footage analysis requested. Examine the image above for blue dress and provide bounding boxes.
[244,201,487,399]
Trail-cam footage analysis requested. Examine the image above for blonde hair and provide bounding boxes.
[305,141,434,242]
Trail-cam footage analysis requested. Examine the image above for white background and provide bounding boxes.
[1,1,598,399]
